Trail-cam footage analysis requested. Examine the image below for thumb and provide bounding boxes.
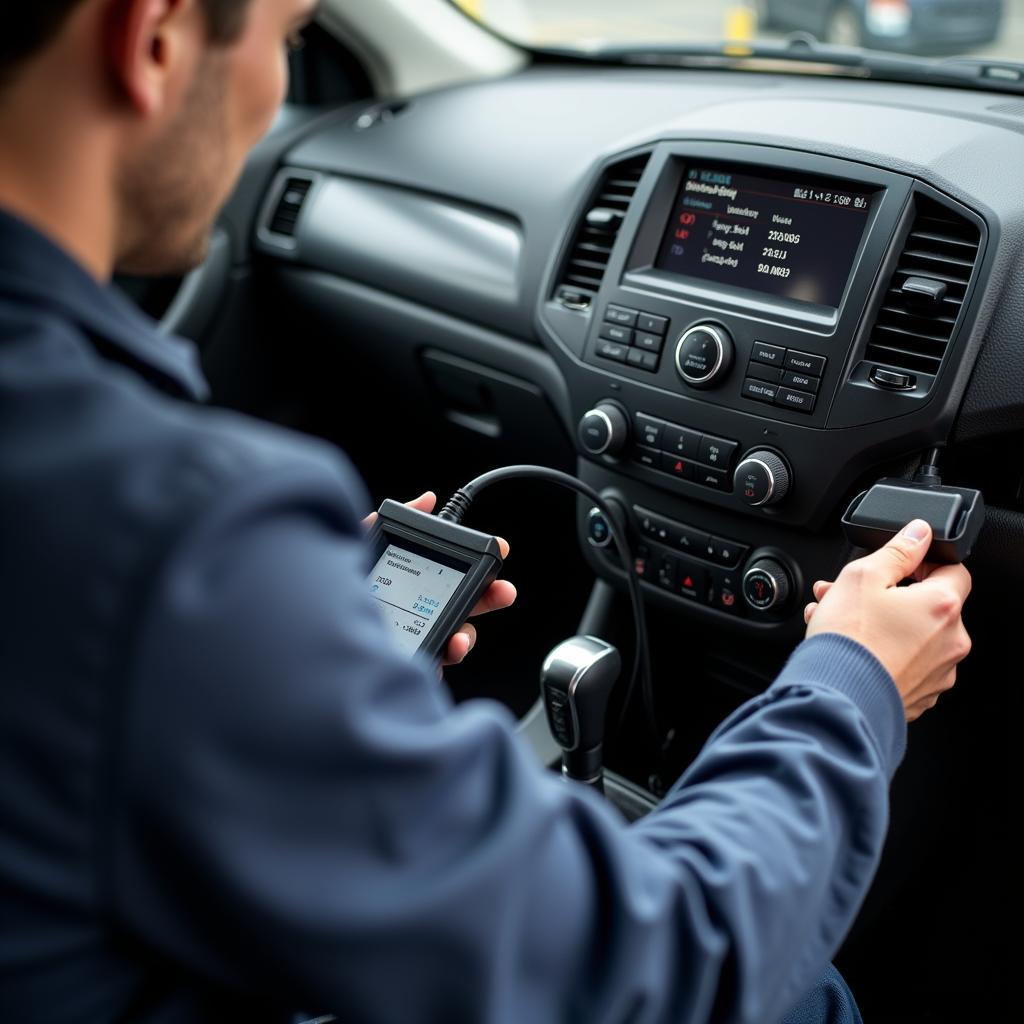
[861,519,932,586]
[406,491,436,514]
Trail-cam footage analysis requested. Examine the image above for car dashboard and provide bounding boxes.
[247,65,1024,641]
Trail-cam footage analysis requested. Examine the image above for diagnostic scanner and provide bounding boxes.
[366,499,504,660]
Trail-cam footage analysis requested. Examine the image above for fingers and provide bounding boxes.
[804,578,835,624]
[857,519,932,587]
[914,561,973,604]
[468,580,517,617]
[496,536,510,560]
[906,696,938,722]
[407,491,436,513]
[905,669,957,720]
[442,622,477,666]
[442,577,517,667]
[362,492,436,530]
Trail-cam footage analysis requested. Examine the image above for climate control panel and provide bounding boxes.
[586,500,798,620]
[576,402,795,510]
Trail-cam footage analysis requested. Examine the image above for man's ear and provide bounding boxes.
[105,0,198,116]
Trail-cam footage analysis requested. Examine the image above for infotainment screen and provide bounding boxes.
[655,165,874,308]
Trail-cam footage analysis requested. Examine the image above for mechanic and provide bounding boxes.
[0,2,973,1023]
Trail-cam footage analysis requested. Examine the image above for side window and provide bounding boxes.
[287,22,374,107]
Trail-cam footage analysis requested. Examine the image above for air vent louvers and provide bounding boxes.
[555,153,650,308]
[268,177,314,238]
[863,196,980,378]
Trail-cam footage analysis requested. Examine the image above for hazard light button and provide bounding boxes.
[675,560,707,602]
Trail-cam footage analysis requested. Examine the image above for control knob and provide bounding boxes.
[735,450,791,507]
[578,402,629,457]
[742,559,792,612]
[674,324,734,389]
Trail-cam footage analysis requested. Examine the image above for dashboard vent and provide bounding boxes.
[863,196,980,378]
[555,153,650,309]
[267,176,314,238]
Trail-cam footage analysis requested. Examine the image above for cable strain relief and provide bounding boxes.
[912,446,944,486]
[438,488,474,523]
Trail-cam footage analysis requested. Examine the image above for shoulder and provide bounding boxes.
[2,304,373,593]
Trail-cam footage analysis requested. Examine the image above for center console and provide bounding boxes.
[537,142,989,635]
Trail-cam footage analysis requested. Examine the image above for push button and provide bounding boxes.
[710,568,741,614]
[634,332,665,353]
[784,350,826,376]
[605,305,638,327]
[634,413,663,448]
[698,435,739,469]
[661,452,694,481]
[638,312,669,335]
[674,523,709,556]
[633,542,651,581]
[661,425,702,459]
[781,370,819,393]
[596,340,628,363]
[693,466,730,491]
[747,362,784,384]
[741,377,779,403]
[705,536,748,567]
[655,555,677,592]
[632,445,660,469]
[600,324,633,345]
[626,349,659,370]
[751,342,785,367]
[775,387,816,414]
[634,507,672,544]
[675,561,707,602]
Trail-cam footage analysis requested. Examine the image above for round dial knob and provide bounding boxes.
[586,507,613,548]
[674,324,734,389]
[742,559,792,612]
[578,402,628,456]
[735,450,792,507]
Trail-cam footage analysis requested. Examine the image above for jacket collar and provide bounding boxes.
[0,207,209,401]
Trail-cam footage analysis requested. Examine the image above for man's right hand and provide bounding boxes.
[804,520,972,721]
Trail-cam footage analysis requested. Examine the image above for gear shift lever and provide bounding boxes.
[540,636,621,791]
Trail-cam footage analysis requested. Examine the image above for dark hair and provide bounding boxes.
[1,0,252,83]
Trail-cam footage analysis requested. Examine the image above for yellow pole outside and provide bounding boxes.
[723,5,758,54]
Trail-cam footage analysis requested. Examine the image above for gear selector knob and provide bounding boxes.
[540,636,621,791]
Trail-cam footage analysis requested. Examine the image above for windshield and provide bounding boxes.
[452,1,1019,63]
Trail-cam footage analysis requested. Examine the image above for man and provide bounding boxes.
[0,2,973,1022]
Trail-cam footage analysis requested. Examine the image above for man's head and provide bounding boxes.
[0,0,318,277]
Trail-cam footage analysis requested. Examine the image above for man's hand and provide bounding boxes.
[363,492,517,667]
[804,520,972,721]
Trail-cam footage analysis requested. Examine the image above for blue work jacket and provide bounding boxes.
[0,208,905,1023]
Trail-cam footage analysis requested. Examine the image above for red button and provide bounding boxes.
[661,452,694,480]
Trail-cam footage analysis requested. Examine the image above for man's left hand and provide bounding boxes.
[363,492,517,666]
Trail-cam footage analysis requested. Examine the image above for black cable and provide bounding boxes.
[439,466,659,753]
[914,445,944,485]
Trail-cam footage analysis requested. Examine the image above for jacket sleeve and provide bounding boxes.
[108,452,905,1024]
